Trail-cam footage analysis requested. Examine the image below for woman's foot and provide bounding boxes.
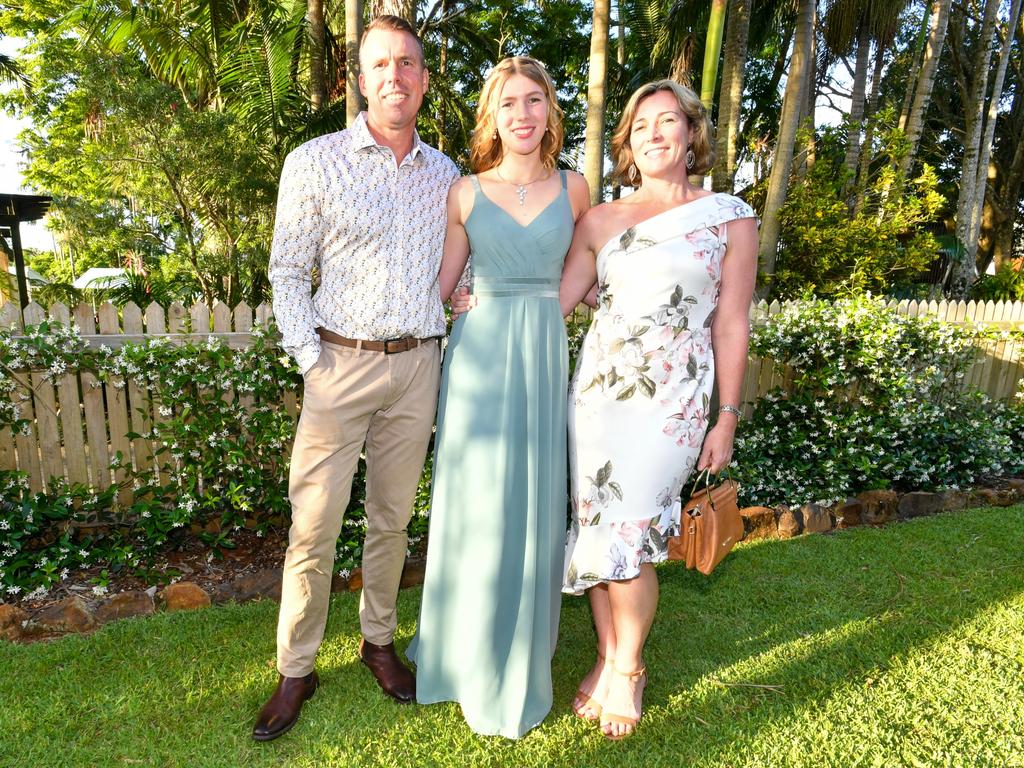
[599,665,647,740]
[572,653,614,721]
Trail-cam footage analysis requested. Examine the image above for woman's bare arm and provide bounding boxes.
[698,216,758,473]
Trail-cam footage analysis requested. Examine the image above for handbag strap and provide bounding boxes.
[687,467,735,515]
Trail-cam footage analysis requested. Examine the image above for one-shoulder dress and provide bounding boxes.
[409,171,574,738]
[563,193,756,594]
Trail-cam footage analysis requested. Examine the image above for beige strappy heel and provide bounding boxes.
[600,665,647,740]
[572,651,613,722]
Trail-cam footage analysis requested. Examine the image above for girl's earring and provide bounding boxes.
[685,149,695,170]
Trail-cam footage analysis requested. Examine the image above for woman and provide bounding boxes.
[558,80,758,740]
[407,56,590,738]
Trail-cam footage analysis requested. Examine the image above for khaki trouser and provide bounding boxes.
[276,339,441,677]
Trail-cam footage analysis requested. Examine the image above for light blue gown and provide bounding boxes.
[407,171,572,738]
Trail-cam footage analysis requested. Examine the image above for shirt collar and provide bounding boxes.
[351,111,426,166]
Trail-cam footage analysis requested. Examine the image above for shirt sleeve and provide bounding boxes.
[268,146,323,375]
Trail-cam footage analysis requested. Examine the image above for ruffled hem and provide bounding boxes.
[561,511,678,596]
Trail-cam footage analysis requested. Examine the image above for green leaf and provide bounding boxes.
[616,383,637,401]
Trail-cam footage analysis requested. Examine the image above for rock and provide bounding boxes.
[973,488,1014,508]
[160,582,211,612]
[400,558,427,589]
[34,596,97,634]
[330,573,349,593]
[0,604,29,642]
[833,498,863,529]
[220,568,282,603]
[856,490,898,525]
[801,503,833,534]
[776,505,802,539]
[95,590,156,623]
[348,568,363,592]
[739,506,777,541]
[898,491,946,520]
[941,490,969,512]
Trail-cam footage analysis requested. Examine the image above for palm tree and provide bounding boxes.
[346,0,364,125]
[757,0,816,286]
[952,0,1024,295]
[820,0,906,189]
[370,0,415,21]
[897,0,952,180]
[309,0,328,111]
[584,0,611,205]
[712,0,751,192]
[0,51,31,92]
[701,0,729,108]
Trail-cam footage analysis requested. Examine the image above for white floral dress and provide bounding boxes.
[563,193,756,595]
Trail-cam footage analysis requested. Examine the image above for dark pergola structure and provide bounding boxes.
[1,192,52,313]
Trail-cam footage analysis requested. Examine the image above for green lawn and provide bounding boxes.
[3,505,1024,768]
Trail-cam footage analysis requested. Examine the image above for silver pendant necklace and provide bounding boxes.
[495,167,548,208]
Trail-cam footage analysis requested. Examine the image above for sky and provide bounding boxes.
[1,36,52,252]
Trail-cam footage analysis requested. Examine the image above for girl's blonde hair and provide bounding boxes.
[609,79,715,187]
[469,56,564,173]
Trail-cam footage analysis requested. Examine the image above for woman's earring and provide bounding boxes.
[628,164,639,185]
[686,149,695,170]
[493,131,498,140]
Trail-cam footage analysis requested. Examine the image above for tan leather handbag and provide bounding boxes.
[667,469,743,575]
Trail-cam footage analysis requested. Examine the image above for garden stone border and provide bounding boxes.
[0,557,427,644]
[4,477,1024,644]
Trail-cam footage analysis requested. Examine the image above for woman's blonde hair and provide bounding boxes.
[609,79,715,187]
[469,56,564,173]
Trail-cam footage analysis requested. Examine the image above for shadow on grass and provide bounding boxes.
[2,506,1022,767]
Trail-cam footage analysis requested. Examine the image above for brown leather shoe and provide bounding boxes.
[359,638,415,703]
[252,671,319,742]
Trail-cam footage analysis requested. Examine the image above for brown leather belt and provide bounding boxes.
[317,327,439,354]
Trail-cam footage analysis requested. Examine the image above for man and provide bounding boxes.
[253,15,459,742]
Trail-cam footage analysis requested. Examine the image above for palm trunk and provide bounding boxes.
[899,0,952,180]
[842,24,871,184]
[951,0,1008,296]
[584,0,610,205]
[713,0,751,193]
[853,45,886,214]
[437,0,449,152]
[757,0,816,288]
[346,0,364,125]
[990,88,1024,270]
[611,8,625,201]
[898,7,932,131]
[701,0,729,109]
[955,0,1024,292]
[308,0,327,110]
[794,16,817,180]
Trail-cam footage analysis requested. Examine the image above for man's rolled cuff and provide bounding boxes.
[294,344,322,376]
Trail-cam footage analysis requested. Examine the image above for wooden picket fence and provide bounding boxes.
[2,297,1023,497]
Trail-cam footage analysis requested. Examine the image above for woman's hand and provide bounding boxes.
[449,286,477,318]
[697,418,737,474]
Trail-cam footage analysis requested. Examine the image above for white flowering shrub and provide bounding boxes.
[1,320,429,597]
[735,296,1022,506]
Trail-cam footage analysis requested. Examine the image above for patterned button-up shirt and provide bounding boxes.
[269,112,460,374]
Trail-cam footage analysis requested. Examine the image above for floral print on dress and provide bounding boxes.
[563,193,757,596]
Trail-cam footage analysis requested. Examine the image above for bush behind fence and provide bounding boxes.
[2,296,1024,597]
[2,297,1024,498]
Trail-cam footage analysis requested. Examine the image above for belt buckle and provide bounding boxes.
[382,337,406,354]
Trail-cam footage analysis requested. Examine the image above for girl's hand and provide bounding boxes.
[449,286,477,318]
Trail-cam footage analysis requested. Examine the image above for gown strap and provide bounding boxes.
[559,169,567,189]
[469,174,482,193]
